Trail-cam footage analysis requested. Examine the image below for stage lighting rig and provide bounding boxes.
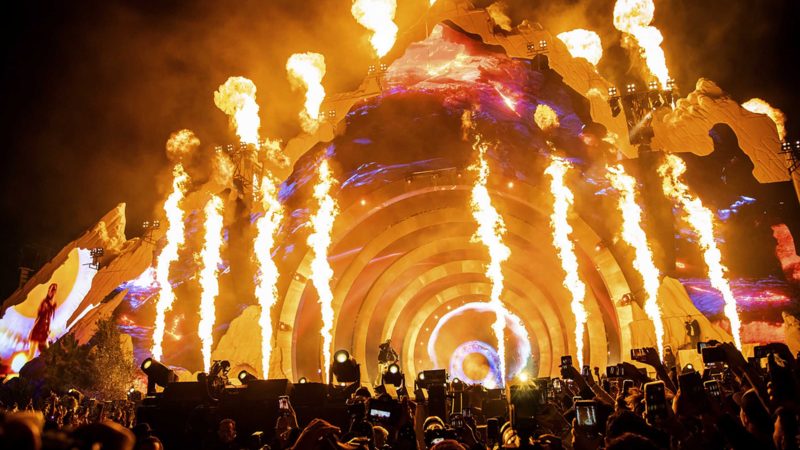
[141,358,178,395]
[607,79,677,146]
[142,220,160,244]
[238,370,258,385]
[780,139,800,175]
[416,369,447,389]
[382,363,404,387]
[331,349,361,384]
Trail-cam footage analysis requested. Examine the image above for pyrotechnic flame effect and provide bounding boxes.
[198,196,224,373]
[166,129,201,162]
[606,165,665,356]
[486,2,512,32]
[469,137,513,384]
[286,52,327,134]
[545,157,588,367]
[254,174,284,377]
[351,0,398,58]
[613,0,670,88]
[534,104,560,131]
[214,76,261,145]
[742,98,787,141]
[556,29,603,66]
[659,154,742,349]
[151,164,190,361]
[307,158,339,382]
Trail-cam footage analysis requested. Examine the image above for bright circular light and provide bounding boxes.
[388,364,400,374]
[418,372,426,381]
[298,377,308,384]
[518,373,529,382]
[10,352,28,373]
[142,358,153,370]
[453,377,461,384]
[238,370,248,380]
[335,350,349,364]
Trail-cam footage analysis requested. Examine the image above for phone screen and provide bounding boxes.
[704,380,722,400]
[278,396,289,410]
[575,402,596,427]
[370,408,391,420]
[644,382,666,421]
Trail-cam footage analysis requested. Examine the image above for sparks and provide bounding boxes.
[469,136,515,385]
[351,0,398,58]
[151,164,190,361]
[214,76,261,145]
[254,173,284,377]
[659,154,742,348]
[606,165,665,356]
[556,29,603,66]
[286,52,327,134]
[613,0,671,88]
[742,98,787,141]
[545,157,588,367]
[197,195,224,373]
[307,158,339,382]
[534,104,560,131]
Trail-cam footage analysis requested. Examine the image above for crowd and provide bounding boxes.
[2,341,800,450]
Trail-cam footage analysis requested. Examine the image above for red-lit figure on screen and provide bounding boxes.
[28,283,58,357]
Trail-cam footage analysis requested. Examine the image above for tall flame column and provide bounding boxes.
[198,196,225,373]
[307,158,340,382]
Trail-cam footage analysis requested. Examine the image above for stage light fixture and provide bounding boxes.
[298,377,308,384]
[238,370,258,385]
[331,349,360,383]
[648,81,659,91]
[538,40,547,50]
[608,87,618,97]
[626,83,636,94]
[416,369,447,389]
[383,363,403,386]
[141,357,178,395]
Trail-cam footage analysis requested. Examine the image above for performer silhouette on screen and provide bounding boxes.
[29,283,58,357]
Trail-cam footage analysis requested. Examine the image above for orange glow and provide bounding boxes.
[607,165,665,356]
[487,2,512,32]
[198,196,224,373]
[214,76,261,145]
[10,352,28,373]
[613,0,671,88]
[534,104,560,131]
[254,174,284,377]
[307,158,339,381]
[659,154,742,349]
[286,52,327,134]
[351,0,398,58]
[742,98,787,141]
[151,164,190,361]
[545,157,588,367]
[556,29,603,66]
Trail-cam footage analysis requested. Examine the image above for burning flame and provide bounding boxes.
[198,196,224,373]
[166,129,201,162]
[659,154,742,348]
[487,2,513,32]
[612,0,671,88]
[254,174,284,377]
[469,136,513,384]
[545,157,588,367]
[151,164,190,361]
[606,165,665,356]
[556,29,603,66]
[742,98,787,141]
[351,0,398,58]
[214,76,261,145]
[286,52,327,134]
[307,158,339,381]
[534,104,560,131]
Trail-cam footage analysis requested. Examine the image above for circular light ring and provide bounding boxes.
[447,340,503,386]
[334,349,350,364]
[428,302,531,383]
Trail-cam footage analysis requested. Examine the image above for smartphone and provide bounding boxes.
[369,407,392,420]
[696,341,710,353]
[631,347,647,362]
[701,345,725,364]
[575,400,597,429]
[278,395,290,412]
[606,366,618,378]
[679,371,704,400]
[644,381,667,422]
[582,365,591,378]
[704,380,722,401]
[552,378,563,393]
[463,407,472,418]
[622,379,634,396]
[451,413,464,429]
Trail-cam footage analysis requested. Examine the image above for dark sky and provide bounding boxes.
[1,0,798,298]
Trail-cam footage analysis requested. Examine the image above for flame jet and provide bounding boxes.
[307,158,339,382]
[613,0,670,88]
[198,196,224,373]
[545,157,588,367]
[286,53,327,134]
[151,163,190,361]
[556,29,603,66]
[606,165,665,356]
[659,154,742,348]
[253,174,284,377]
[351,0,398,58]
[469,136,518,385]
[214,76,261,145]
[742,98,787,141]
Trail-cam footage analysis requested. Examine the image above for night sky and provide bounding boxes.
[1,0,798,298]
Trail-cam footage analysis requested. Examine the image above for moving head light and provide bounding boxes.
[141,357,178,395]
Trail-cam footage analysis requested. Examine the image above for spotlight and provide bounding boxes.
[331,349,360,383]
[416,369,447,389]
[238,370,258,385]
[626,83,636,94]
[608,87,618,98]
[538,40,547,50]
[648,80,659,91]
[383,363,403,386]
[451,377,464,392]
[298,377,308,384]
[526,43,535,53]
[141,357,177,395]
